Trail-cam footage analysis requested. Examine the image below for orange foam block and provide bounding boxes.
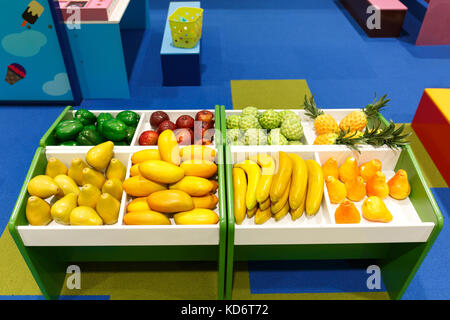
[412,89,450,185]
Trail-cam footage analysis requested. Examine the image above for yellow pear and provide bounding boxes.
[96,193,121,225]
[26,196,52,226]
[106,158,127,181]
[45,157,67,178]
[86,141,114,171]
[54,174,80,197]
[81,167,106,189]
[102,178,123,200]
[68,158,88,185]
[51,193,77,225]
[78,184,101,208]
[28,175,60,199]
[70,206,103,226]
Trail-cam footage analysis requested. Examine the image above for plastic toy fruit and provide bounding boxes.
[28,175,60,199]
[96,113,113,136]
[303,95,339,135]
[158,129,181,165]
[259,198,271,211]
[180,160,217,179]
[325,176,347,204]
[345,176,366,202]
[360,159,382,182]
[259,110,281,130]
[102,178,123,200]
[55,119,83,141]
[78,184,101,208]
[362,196,393,223]
[339,157,360,183]
[270,152,292,203]
[235,160,261,210]
[335,200,361,224]
[176,115,195,129]
[102,119,128,141]
[280,117,303,141]
[196,110,214,124]
[267,129,288,145]
[271,179,291,214]
[274,202,290,221]
[150,111,169,127]
[139,130,159,146]
[255,207,272,225]
[116,110,140,128]
[226,115,241,129]
[179,145,216,162]
[388,169,411,200]
[147,190,194,213]
[45,157,67,178]
[290,206,304,221]
[139,160,185,184]
[130,164,140,177]
[239,115,259,130]
[70,206,103,226]
[169,176,214,197]
[123,210,171,225]
[233,167,247,225]
[26,196,52,226]
[174,208,219,225]
[106,158,126,182]
[174,128,194,145]
[192,194,219,209]
[82,167,106,190]
[51,193,77,225]
[247,206,257,218]
[96,193,120,225]
[68,158,88,185]
[249,154,275,204]
[54,174,80,197]
[366,171,389,199]
[305,159,324,216]
[76,126,103,146]
[86,141,114,171]
[75,109,97,126]
[126,197,150,212]
[322,157,339,180]
[131,149,161,164]
[157,120,177,134]
[123,175,167,197]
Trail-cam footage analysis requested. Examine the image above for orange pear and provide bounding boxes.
[345,176,366,202]
[366,171,389,199]
[322,157,339,180]
[325,176,347,204]
[360,159,382,182]
[335,200,361,224]
[388,169,411,200]
[338,157,359,183]
[362,196,393,223]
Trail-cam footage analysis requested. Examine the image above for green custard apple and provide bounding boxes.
[226,129,243,144]
[239,115,260,130]
[241,106,259,118]
[244,129,267,145]
[259,110,281,130]
[280,117,304,140]
[288,140,303,145]
[267,128,288,145]
[279,110,298,123]
[226,115,241,129]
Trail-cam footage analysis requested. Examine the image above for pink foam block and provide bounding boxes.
[368,0,407,10]
[58,0,120,21]
[416,0,450,46]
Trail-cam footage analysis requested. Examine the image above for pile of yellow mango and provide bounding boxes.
[232,152,324,225]
[122,130,219,225]
[26,141,126,226]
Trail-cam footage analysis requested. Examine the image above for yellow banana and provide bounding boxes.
[232,167,247,225]
[259,198,271,211]
[235,160,260,211]
[274,201,290,221]
[290,206,304,221]
[288,153,308,210]
[247,206,257,218]
[305,159,324,216]
[270,152,292,203]
[271,179,291,214]
[254,207,272,225]
[250,154,275,204]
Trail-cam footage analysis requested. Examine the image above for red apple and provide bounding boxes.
[139,130,159,146]
[150,111,169,127]
[176,115,195,129]
[195,138,213,145]
[156,120,176,134]
[174,128,194,145]
[202,128,215,142]
[195,110,214,123]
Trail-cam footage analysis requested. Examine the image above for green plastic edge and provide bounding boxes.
[39,106,74,147]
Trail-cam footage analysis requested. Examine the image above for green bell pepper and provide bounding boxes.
[59,141,78,146]
[75,109,97,126]
[76,126,104,146]
[102,119,128,141]
[125,126,136,145]
[114,141,128,146]
[116,111,140,128]
[55,119,83,141]
[96,113,114,136]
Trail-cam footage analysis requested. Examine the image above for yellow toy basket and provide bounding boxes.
[169,7,204,49]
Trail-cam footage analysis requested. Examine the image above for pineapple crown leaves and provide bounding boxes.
[303,94,324,119]
[364,93,390,118]
[362,120,411,150]
[334,129,366,152]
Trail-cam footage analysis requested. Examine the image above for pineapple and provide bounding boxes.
[339,93,390,132]
[303,95,339,135]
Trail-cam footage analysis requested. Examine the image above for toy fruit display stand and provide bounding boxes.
[9,106,227,300]
[220,105,443,300]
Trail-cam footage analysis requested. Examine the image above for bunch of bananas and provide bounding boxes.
[232,151,324,225]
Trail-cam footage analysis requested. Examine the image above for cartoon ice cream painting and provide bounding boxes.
[22,1,45,27]
[5,63,26,85]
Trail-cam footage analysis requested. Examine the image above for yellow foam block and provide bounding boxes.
[425,89,450,123]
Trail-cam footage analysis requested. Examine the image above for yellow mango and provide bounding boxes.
[139,160,185,184]
[169,176,214,197]
[158,130,180,165]
[131,149,161,164]
[26,196,52,226]
[123,211,171,225]
[126,197,150,212]
[192,194,219,209]
[180,145,217,162]
[130,164,140,177]
[147,190,194,213]
[174,208,219,225]
[180,160,217,179]
[123,175,167,197]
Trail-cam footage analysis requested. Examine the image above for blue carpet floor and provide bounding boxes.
[0,0,449,300]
